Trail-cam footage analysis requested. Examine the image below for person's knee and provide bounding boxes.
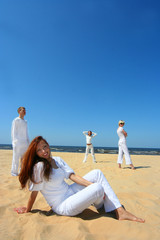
[91,169,103,177]
[92,183,104,198]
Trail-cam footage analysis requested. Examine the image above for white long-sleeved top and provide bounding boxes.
[83,131,97,144]
[29,157,75,209]
[11,117,29,146]
[117,127,126,143]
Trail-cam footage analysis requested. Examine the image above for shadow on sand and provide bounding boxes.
[31,207,118,220]
[31,209,55,216]
[76,207,117,220]
[123,166,151,170]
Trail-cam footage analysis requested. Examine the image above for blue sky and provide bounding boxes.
[0,0,160,148]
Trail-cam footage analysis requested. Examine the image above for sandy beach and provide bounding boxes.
[1,150,160,240]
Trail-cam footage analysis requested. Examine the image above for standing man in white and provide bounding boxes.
[11,107,29,176]
[117,120,135,170]
[83,130,97,163]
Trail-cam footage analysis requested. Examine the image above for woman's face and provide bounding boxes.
[36,140,50,160]
[88,131,92,136]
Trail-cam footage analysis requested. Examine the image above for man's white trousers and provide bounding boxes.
[11,142,28,176]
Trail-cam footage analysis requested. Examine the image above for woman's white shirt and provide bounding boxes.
[117,127,126,143]
[29,157,74,209]
[83,131,97,144]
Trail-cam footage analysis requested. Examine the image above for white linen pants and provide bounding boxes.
[11,142,28,176]
[83,144,96,162]
[55,169,121,216]
[117,141,132,165]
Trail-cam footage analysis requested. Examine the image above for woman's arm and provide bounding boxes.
[92,132,97,137]
[26,191,38,212]
[83,131,88,136]
[122,129,128,137]
[14,191,38,214]
[70,173,106,200]
[69,173,93,187]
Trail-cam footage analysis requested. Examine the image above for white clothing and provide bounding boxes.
[11,117,29,176]
[11,143,29,176]
[11,117,29,146]
[117,127,126,143]
[117,127,132,165]
[83,131,97,163]
[29,157,121,216]
[83,131,97,144]
[83,144,96,163]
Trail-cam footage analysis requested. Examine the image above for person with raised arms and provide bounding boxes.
[83,130,97,163]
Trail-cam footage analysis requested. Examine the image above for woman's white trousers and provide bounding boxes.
[83,144,96,163]
[55,169,121,216]
[117,141,132,165]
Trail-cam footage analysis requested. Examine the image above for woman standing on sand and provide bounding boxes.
[117,120,135,169]
[83,130,97,163]
[15,136,144,223]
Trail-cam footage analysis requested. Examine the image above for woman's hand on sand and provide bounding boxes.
[14,207,27,214]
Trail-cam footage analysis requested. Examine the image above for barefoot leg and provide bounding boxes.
[118,163,121,168]
[116,207,145,223]
[130,164,135,170]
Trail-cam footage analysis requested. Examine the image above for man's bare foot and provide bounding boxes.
[118,164,121,168]
[116,207,145,223]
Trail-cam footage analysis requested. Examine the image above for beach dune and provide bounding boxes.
[0,150,160,240]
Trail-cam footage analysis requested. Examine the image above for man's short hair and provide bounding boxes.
[17,107,25,113]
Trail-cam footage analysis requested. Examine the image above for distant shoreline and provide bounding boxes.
[0,144,159,155]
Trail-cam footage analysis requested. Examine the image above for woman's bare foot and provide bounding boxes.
[118,164,121,168]
[116,207,145,223]
[130,164,135,170]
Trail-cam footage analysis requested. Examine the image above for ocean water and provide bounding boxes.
[0,144,160,155]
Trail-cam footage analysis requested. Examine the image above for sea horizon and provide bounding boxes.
[0,144,159,155]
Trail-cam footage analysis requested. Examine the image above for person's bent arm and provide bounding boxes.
[122,129,127,137]
[69,173,105,200]
[14,191,38,214]
[83,131,88,136]
[69,173,93,187]
[92,132,97,137]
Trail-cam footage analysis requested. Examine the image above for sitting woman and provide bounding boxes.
[15,136,144,223]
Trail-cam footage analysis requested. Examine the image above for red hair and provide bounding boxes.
[19,136,52,189]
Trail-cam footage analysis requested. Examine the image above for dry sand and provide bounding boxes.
[0,150,160,240]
